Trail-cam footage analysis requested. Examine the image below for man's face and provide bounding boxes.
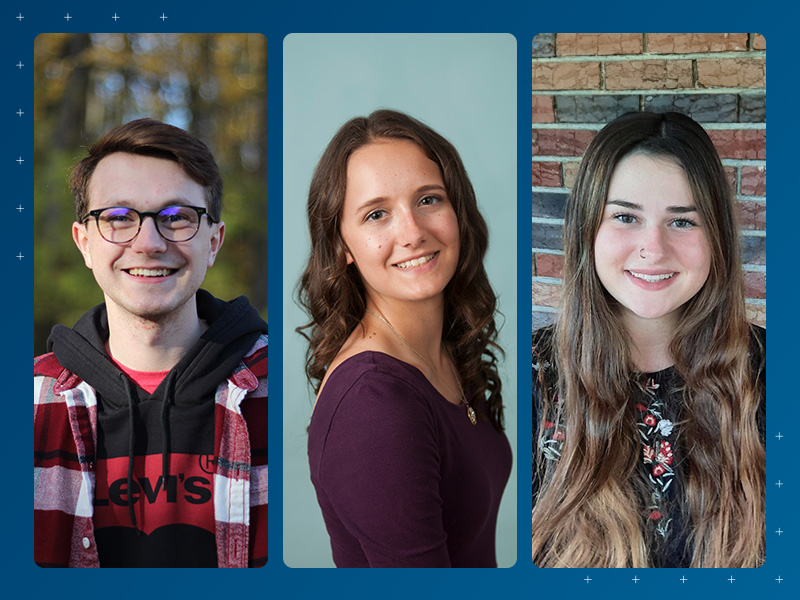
[73,152,224,323]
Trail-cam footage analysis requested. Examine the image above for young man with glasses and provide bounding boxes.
[34,119,268,568]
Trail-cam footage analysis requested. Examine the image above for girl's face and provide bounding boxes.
[594,153,712,332]
[339,138,460,309]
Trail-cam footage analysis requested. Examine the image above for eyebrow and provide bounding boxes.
[605,199,698,214]
[96,198,198,210]
[354,184,447,214]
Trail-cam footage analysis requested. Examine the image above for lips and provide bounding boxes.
[393,252,438,269]
[124,268,178,277]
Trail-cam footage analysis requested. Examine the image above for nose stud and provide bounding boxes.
[640,248,646,259]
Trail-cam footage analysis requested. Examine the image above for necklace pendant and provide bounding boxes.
[466,404,477,426]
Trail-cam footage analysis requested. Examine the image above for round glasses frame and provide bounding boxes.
[83,205,215,244]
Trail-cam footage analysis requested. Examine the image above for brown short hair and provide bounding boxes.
[70,118,223,221]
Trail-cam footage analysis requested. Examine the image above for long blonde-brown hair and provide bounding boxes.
[532,112,765,567]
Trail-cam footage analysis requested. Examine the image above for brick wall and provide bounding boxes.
[532,33,766,330]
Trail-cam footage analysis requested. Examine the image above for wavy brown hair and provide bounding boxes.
[297,109,504,430]
[532,112,765,567]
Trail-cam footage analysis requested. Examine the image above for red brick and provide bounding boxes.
[532,281,562,307]
[744,271,766,299]
[533,129,596,157]
[605,59,693,90]
[532,161,562,187]
[535,253,565,278]
[753,34,766,50]
[697,58,765,89]
[648,33,748,54]
[532,95,555,123]
[709,130,766,159]
[557,33,642,56]
[741,166,766,196]
[724,166,737,192]
[737,201,766,230]
[533,62,601,90]
[746,304,766,327]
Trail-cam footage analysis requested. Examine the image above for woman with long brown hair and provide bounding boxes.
[298,109,511,567]
[532,111,766,568]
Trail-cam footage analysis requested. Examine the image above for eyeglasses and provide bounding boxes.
[83,205,215,244]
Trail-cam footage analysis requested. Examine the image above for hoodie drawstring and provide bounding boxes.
[119,372,142,536]
[160,370,178,489]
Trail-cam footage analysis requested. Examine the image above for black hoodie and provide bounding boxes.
[47,290,267,567]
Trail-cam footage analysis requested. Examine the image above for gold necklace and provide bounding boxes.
[365,308,477,425]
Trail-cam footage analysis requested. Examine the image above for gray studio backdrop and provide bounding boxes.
[282,33,518,567]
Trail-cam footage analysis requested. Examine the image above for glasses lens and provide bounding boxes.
[97,207,140,243]
[157,206,201,241]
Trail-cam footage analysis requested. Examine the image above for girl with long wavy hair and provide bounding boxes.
[298,109,511,567]
[532,111,766,568]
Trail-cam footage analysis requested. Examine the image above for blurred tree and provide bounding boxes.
[34,33,268,355]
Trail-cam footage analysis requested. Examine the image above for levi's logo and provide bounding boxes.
[93,453,215,535]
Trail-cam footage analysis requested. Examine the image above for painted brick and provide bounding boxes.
[532,162,562,187]
[753,34,766,51]
[697,58,766,89]
[744,271,766,299]
[535,253,564,278]
[533,33,556,58]
[557,33,642,56]
[533,62,601,90]
[746,304,766,328]
[563,162,580,188]
[739,93,766,123]
[532,222,564,251]
[737,201,766,231]
[741,166,766,196]
[555,95,639,123]
[533,311,556,330]
[532,281,562,307]
[647,33,748,54]
[533,191,567,219]
[708,129,766,160]
[532,129,596,157]
[532,95,556,123]
[644,93,736,122]
[605,60,693,90]
[740,235,765,265]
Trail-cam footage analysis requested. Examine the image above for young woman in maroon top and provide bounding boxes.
[298,110,511,567]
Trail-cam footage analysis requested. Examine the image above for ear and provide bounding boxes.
[72,221,93,269]
[207,221,225,268]
[345,247,354,265]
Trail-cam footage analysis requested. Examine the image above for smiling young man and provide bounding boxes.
[34,119,268,568]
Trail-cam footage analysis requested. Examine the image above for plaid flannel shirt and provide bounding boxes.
[34,335,268,568]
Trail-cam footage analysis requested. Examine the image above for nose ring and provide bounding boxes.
[639,248,646,259]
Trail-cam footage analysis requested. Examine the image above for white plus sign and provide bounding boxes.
[776,480,784,488]
[776,432,783,440]
[680,576,688,583]
[16,109,23,117]
[776,528,783,535]
[632,576,640,583]
[112,13,120,21]
[16,253,24,260]
[16,205,24,212]
[64,13,72,21]
[584,576,591,583]
[16,13,23,21]
[776,576,783,583]
[160,13,168,21]
[16,157,24,164]
[16,61,24,69]
[728,576,735,583]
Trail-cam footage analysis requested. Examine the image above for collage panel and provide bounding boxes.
[531,33,766,568]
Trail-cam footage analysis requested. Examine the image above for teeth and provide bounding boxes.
[395,253,436,269]
[128,268,174,277]
[629,271,674,283]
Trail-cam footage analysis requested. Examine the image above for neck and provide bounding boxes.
[105,300,206,372]
[366,295,446,368]
[623,311,677,372]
